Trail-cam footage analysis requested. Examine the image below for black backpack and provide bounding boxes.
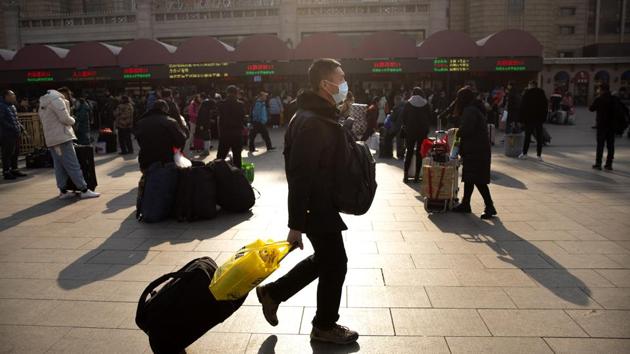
[209,159,255,212]
[333,121,378,215]
[173,162,218,222]
[613,97,629,135]
[136,257,246,354]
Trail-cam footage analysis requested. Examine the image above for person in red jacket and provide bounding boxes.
[361,96,379,141]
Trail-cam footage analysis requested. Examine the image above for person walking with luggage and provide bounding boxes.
[114,95,135,155]
[518,81,548,161]
[0,90,27,180]
[401,87,431,183]
[256,58,359,345]
[590,83,620,170]
[249,91,275,152]
[134,100,188,172]
[38,87,99,199]
[73,96,92,146]
[217,85,246,168]
[451,87,496,219]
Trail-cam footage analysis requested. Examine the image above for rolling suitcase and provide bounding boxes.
[98,131,117,153]
[173,162,218,222]
[64,144,97,191]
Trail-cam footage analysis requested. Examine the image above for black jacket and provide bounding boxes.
[401,95,431,141]
[285,91,347,233]
[459,102,491,185]
[134,108,188,171]
[589,92,615,131]
[217,96,246,138]
[195,98,217,140]
[519,87,548,126]
[506,90,521,123]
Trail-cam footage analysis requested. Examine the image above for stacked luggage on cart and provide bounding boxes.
[419,129,460,213]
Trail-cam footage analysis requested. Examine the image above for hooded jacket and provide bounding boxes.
[38,90,76,147]
[401,95,431,141]
[0,98,21,139]
[134,107,188,171]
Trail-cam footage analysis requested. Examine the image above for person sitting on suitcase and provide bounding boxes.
[38,87,100,199]
[134,100,188,173]
[255,58,359,345]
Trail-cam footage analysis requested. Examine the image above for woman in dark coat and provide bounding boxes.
[452,87,497,219]
[401,87,431,183]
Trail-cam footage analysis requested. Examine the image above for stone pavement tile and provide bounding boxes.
[347,286,431,308]
[565,309,630,338]
[78,237,148,251]
[446,337,553,354]
[391,308,490,336]
[46,328,148,354]
[211,305,302,334]
[524,269,616,288]
[477,254,554,269]
[527,220,589,232]
[503,287,601,309]
[187,332,251,354]
[0,278,58,300]
[344,230,404,242]
[595,269,630,287]
[541,253,625,269]
[411,254,485,269]
[373,221,426,231]
[180,229,238,240]
[135,238,202,252]
[147,251,220,266]
[585,287,630,309]
[615,241,630,251]
[478,309,588,337]
[383,268,460,286]
[347,254,415,269]
[435,240,503,255]
[0,299,59,325]
[102,264,176,282]
[453,269,537,287]
[0,325,71,354]
[344,269,385,286]
[401,231,464,242]
[125,228,186,239]
[510,230,577,241]
[607,254,630,268]
[377,241,440,254]
[246,282,347,308]
[37,300,135,328]
[566,230,609,241]
[543,338,630,354]
[555,241,630,255]
[86,250,160,265]
[194,239,256,252]
[300,307,394,335]
[0,262,108,281]
[246,334,449,354]
[425,286,516,308]
[344,240,378,254]
[20,237,93,250]
[0,249,92,263]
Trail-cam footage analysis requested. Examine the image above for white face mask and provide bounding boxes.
[325,80,349,104]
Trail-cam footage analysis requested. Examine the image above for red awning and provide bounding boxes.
[0,49,15,71]
[65,42,121,68]
[118,39,176,66]
[476,29,542,57]
[293,33,354,60]
[174,36,233,63]
[357,31,417,59]
[11,44,70,70]
[417,30,479,57]
[233,35,291,61]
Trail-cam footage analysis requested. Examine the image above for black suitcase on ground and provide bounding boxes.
[65,144,97,191]
[136,257,246,354]
[98,132,117,153]
[173,162,218,222]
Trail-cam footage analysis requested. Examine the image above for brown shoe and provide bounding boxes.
[256,285,279,326]
[310,324,359,345]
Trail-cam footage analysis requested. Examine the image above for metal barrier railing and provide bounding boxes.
[17,113,46,156]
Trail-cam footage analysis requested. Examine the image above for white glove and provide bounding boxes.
[173,148,192,168]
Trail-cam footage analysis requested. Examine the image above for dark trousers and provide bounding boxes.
[218,135,243,169]
[462,182,494,207]
[596,128,615,167]
[118,128,133,154]
[267,231,348,330]
[404,138,422,178]
[1,135,18,174]
[523,123,543,156]
[270,114,281,126]
[249,121,272,151]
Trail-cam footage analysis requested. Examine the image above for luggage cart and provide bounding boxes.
[421,159,459,213]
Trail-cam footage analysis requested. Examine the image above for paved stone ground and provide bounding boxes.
[1,108,629,353]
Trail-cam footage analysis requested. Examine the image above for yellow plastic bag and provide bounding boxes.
[209,239,292,301]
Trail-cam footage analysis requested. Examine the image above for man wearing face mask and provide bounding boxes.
[255,59,358,345]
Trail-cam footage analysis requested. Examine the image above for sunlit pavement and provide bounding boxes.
[1,108,629,353]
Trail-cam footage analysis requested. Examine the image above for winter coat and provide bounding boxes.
[217,96,246,139]
[268,96,283,115]
[505,90,521,124]
[458,102,491,185]
[519,87,548,126]
[252,99,269,124]
[285,91,347,233]
[187,100,201,124]
[589,92,616,132]
[389,103,405,133]
[114,102,134,129]
[195,98,218,140]
[38,90,76,147]
[0,98,21,140]
[134,108,188,171]
[377,96,388,124]
[362,104,379,141]
[73,99,92,145]
[401,95,431,142]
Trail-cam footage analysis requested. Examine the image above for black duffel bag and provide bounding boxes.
[208,159,255,212]
[136,257,247,354]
